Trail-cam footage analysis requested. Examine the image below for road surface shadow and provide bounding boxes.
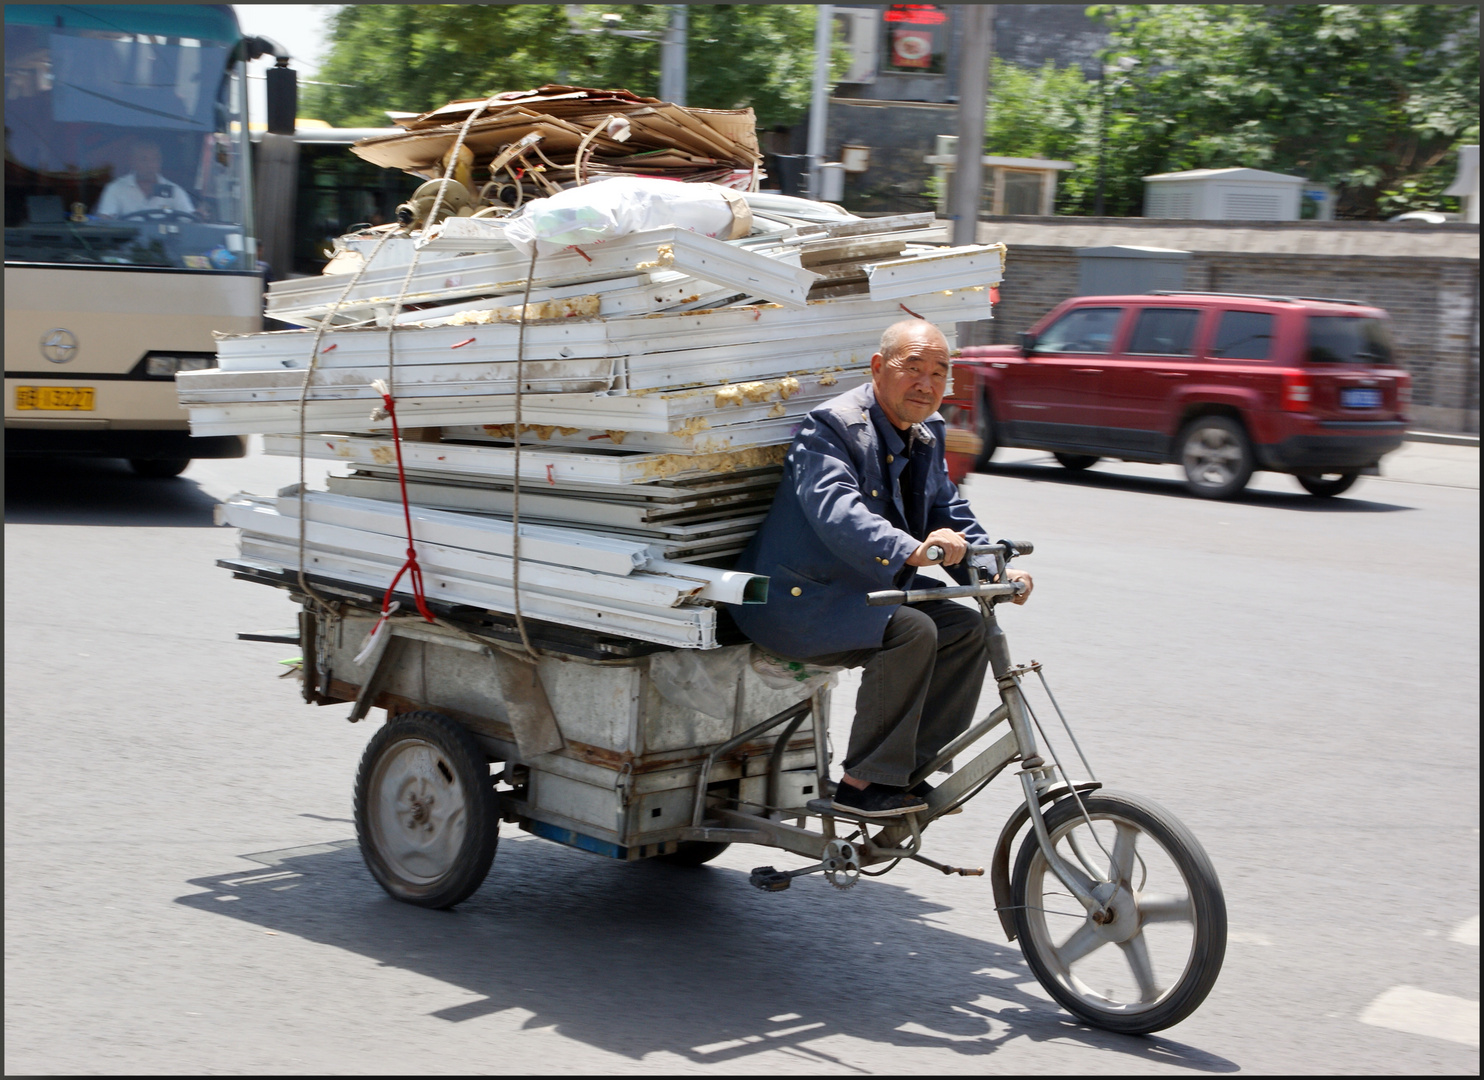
[178,838,1239,1071]
[5,456,221,527]
[979,459,1413,513]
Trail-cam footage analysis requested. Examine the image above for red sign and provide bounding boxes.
[885,4,949,25]
[891,28,934,68]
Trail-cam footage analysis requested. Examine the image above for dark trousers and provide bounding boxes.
[795,600,990,788]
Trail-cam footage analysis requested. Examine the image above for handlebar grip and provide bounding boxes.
[867,589,907,607]
[924,544,944,563]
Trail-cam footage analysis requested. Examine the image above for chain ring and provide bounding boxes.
[823,839,861,891]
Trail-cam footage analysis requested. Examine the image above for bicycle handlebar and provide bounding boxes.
[867,581,1026,607]
[922,539,1035,564]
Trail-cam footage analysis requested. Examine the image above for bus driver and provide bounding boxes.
[95,140,196,219]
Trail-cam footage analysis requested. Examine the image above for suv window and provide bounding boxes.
[1307,316,1395,365]
[1037,307,1123,354]
[1127,308,1201,356]
[1210,311,1275,360]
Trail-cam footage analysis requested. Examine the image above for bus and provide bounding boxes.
[4,4,266,476]
[254,125,418,282]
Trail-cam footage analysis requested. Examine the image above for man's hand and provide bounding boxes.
[907,528,968,566]
[1003,568,1033,605]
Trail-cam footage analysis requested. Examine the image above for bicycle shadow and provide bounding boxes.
[979,458,1414,513]
[176,837,1239,1071]
[5,456,221,526]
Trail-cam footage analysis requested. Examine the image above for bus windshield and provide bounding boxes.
[4,4,253,271]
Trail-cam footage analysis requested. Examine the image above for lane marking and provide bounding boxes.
[1451,914,1479,947]
[1358,985,1479,1047]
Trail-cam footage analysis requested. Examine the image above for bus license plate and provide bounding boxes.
[15,386,96,411]
[1340,387,1382,409]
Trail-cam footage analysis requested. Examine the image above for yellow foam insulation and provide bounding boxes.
[635,243,675,272]
[638,443,786,479]
[443,295,601,325]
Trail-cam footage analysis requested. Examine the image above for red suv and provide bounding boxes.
[957,291,1411,498]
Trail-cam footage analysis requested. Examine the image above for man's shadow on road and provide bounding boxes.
[5,456,221,526]
[177,837,1238,1071]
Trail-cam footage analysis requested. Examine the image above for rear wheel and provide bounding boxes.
[1296,471,1359,498]
[1177,416,1253,499]
[655,841,730,866]
[1053,453,1099,471]
[354,710,499,908]
[1012,792,1226,1034]
[974,393,998,469]
[129,457,189,478]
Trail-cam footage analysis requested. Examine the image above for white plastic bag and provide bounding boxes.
[504,177,750,257]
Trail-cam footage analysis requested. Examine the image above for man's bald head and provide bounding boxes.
[871,319,951,429]
[879,319,948,362]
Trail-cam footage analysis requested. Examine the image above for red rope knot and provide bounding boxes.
[368,378,435,624]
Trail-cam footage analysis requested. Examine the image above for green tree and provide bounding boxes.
[304,4,825,131]
[1088,4,1481,218]
[980,58,1101,213]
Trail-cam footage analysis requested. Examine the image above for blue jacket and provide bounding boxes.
[731,381,993,658]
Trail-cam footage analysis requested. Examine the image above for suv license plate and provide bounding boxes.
[1340,387,1382,409]
[15,385,96,411]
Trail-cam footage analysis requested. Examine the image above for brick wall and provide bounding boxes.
[967,220,1480,433]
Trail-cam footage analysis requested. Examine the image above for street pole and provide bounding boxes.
[806,4,834,200]
[659,5,687,106]
[951,4,992,247]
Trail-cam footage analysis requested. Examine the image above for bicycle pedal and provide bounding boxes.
[749,866,792,892]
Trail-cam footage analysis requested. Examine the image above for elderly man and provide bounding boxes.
[732,319,1032,818]
[95,140,195,219]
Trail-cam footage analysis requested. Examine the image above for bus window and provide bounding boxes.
[4,6,254,271]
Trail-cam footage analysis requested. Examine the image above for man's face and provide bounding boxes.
[871,326,951,429]
[132,145,161,186]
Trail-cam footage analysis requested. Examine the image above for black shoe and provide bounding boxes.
[910,779,962,815]
[830,782,928,818]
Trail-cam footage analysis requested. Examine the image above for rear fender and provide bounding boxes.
[991,781,1102,940]
[1171,387,1269,443]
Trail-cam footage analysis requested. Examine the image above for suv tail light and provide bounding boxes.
[1281,370,1312,412]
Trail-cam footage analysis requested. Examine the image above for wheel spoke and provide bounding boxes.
[1109,821,1139,885]
[1138,892,1194,925]
[1054,919,1110,968]
[1118,931,1161,1003]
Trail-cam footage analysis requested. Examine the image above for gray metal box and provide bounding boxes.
[1077,245,1190,295]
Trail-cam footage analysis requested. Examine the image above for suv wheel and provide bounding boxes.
[1178,416,1254,499]
[1053,453,1099,471]
[1296,471,1359,498]
[974,392,998,469]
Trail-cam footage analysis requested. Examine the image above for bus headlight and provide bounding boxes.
[145,355,217,377]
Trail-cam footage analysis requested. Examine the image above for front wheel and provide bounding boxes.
[1177,416,1253,499]
[1296,471,1359,498]
[1053,453,1099,471]
[1012,792,1226,1034]
[354,710,499,908]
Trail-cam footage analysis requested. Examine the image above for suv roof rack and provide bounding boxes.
[1148,290,1372,307]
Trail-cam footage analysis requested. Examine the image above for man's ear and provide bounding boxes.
[869,352,883,376]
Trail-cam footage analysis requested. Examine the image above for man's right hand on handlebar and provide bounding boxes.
[908,528,968,566]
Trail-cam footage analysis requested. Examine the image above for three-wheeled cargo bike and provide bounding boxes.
[227,539,1226,1034]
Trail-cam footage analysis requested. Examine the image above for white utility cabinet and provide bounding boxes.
[1143,167,1305,221]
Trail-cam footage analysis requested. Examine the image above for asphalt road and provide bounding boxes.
[5,441,1478,1074]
